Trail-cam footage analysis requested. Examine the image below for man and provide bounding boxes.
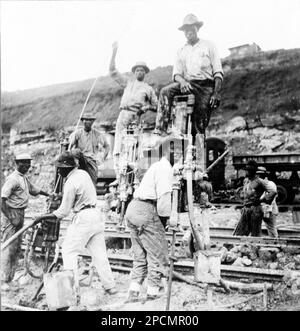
[124,137,183,303]
[35,152,117,296]
[233,160,277,237]
[1,153,50,290]
[256,166,279,238]
[154,14,223,137]
[69,111,110,187]
[109,41,158,180]
[196,173,213,207]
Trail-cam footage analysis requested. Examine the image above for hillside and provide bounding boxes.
[1,48,300,134]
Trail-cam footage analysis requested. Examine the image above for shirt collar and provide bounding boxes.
[185,38,201,47]
[15,169,25,177]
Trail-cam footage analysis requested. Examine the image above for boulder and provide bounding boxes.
[269,262,279,270]
[226,116,247,133]
[233,257,244,267]
[225,251,238,264]
[242,257,252,267]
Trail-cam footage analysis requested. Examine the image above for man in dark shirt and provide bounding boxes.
[233,160,276,237]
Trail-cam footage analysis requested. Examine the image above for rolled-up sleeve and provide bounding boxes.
[1,178,16,198]
[53,181,76,219]
[172,49,184,81]
[27,179,41,196]
[209,42,224,81]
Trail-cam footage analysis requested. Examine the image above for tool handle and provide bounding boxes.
[1,219,41,251]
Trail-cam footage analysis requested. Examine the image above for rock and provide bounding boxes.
[233,257,244,267]
[226,116,247,132]
[220,247,228,263]
[294,255,300,265]
[242,257,252,267]
[258,247,279,261]
[269,262,279,270]
[282,247,300,255]
[225,251,238,264]
[18,274,32,286]
[284,262,296,271]
[240,243,258,260]
[80,288,102,310]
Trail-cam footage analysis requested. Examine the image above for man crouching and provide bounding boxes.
[124,137,183,303]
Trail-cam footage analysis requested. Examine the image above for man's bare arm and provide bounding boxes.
[209,77,222,109]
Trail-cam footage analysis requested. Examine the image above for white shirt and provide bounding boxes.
[134,157,173,217]
[173,39,223,82]
[53,169,97,219]
[134,157,173,200]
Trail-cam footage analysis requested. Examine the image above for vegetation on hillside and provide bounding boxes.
[2,48,300,133]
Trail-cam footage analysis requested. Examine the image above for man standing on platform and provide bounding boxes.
[154,14,223,137]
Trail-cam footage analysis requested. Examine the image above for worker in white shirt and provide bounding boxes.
[1,153,50,290]
[35,152,117,298]
[124,137,184,303]
[257,167,279,238]
[154,14,223,136]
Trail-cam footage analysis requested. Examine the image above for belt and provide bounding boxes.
[79,204,96,211]
[244,202,260,208]
[134,198,156,206]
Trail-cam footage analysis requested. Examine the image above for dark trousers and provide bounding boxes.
[233,205,263,237]
[155,80,214,135]
[1,208,25,283]
[125,200,168,289]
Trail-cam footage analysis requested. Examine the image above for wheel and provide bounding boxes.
[276,185,288,205]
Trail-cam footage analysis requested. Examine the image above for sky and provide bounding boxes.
[1,0,300,92]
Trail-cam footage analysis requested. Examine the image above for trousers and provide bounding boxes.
[1,208,25,283]
[61,208,115,290]
[125,200,168,294]
[155,80,214,135]
[233,205,263,237]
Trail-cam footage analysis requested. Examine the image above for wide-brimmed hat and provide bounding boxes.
[81,112,97,121]
[257,166,269,174]
[178,14,203,31]
[15,153,32,161]
[131,61,150,74]
[54,152,76,168]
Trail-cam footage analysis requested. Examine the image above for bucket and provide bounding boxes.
[44,270,77,310]
[194,250,222,284]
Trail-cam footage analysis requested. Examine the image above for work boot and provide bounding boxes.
[105,287,118,295]
[125,290,140,303]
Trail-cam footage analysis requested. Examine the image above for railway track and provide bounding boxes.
[106,254,286,283]
[103,228,300,249]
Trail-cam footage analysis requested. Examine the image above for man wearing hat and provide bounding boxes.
[34,152,117,299]
[124,136,185,303]
[1,153,50,290]
[233,160,277,237]
[154,13,223,137]
[256,167,278,237]
[69,110,110,187]
[109,41,158,180]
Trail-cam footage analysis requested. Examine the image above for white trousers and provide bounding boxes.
[61,208,115,290]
